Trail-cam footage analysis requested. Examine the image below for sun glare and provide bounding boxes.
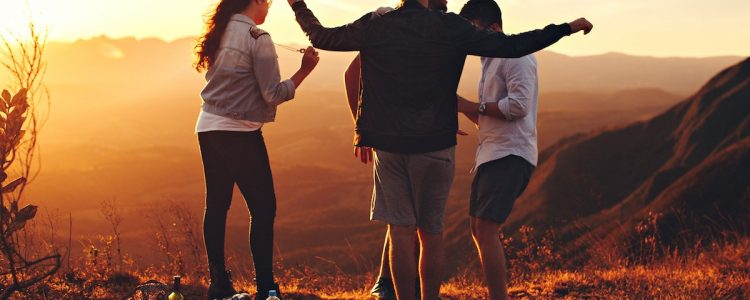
[1,0,57,41]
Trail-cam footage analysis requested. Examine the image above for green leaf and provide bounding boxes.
[16,205,37,223]
[11,89,27,107]
[5,219,27,237]
[1,90,10,102]
[8,108,20,121]
[1,177,25,193]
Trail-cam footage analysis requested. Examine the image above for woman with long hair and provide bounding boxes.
[195,0,319,299]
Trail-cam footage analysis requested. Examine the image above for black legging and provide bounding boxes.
[198,130,276,287]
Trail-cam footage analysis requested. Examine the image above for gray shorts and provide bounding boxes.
[370,147,456,234]
[470,155,534,224]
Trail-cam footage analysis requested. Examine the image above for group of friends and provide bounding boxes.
[193,0,592,299]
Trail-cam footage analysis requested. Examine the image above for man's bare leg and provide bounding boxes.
[389,224,417,300]
[417,229,444,300]
[471,217,508,300]
[378,227,392,279]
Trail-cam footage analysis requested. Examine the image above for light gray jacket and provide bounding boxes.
[200,14,295,122]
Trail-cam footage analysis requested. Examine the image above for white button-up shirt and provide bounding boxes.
[474,55,539,171]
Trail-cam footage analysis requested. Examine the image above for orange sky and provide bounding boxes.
[2,0,749,57]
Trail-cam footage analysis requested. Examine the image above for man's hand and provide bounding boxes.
[457,95,479,114]
[457,95,480,125]
[568,18,593,35]
[354,146,373,164]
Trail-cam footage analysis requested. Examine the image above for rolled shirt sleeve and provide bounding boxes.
[497,59,536,121]
[252,34,296,106]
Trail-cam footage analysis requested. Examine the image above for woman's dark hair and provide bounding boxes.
[195,0,252,72]
[459,0,502,29]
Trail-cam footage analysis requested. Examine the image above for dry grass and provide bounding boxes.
[8,199,749,299]
[441,236,750,300]
[9,228,746,299]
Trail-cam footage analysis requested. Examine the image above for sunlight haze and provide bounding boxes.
[2,0,748,57]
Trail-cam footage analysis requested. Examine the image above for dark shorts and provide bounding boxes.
[470,155,535,224]
[371,147,456,234]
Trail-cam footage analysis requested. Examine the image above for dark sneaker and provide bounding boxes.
[254,282,282,300]
[207,281,237,300]
[207,270,238,300]
[370,277,396,300]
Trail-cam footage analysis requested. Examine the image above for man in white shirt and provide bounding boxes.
[457,0,550,299]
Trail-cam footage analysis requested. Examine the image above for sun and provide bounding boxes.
[0,0,60,41]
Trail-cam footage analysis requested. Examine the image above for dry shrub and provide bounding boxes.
[0,19,59,300]
[503,225,561,281]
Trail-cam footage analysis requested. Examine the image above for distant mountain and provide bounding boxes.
[533,52,743,95]
[34,36,743,95]
[539,88,682,112]
[504,58,750,260]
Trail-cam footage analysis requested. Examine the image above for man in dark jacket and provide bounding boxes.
[287,0,592,298]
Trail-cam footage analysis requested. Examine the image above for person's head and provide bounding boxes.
[429,0,448,11]
[195,0,272,72]
[399,0,429,8]
[459,0,502,32]
[398,0,447,11]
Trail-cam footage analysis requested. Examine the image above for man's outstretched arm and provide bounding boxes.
[454,15,593,58]
[289,0,371,51]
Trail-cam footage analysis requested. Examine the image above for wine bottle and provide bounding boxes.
[168,276,185,300]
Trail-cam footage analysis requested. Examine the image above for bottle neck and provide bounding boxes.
[173,277,181,291]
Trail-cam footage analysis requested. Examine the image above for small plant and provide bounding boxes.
[100,198,124,272]
[504,226,561,281]
[0,18,59,299]
[635,211,663,264]
[141,199,206,280]
[0,87,59,299]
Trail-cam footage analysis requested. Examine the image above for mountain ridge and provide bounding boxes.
[503,58,750,260]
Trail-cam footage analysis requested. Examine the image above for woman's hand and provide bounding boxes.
[301,46,320,74]
[290,47,319,89]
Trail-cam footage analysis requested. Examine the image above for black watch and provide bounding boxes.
[478,102,488,115]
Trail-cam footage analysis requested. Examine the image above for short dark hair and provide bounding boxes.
[398,0,447,11]
[398,0,418,8]
[459,0,502,29]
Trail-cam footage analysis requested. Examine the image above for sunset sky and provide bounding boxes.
[2,0,749,57]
